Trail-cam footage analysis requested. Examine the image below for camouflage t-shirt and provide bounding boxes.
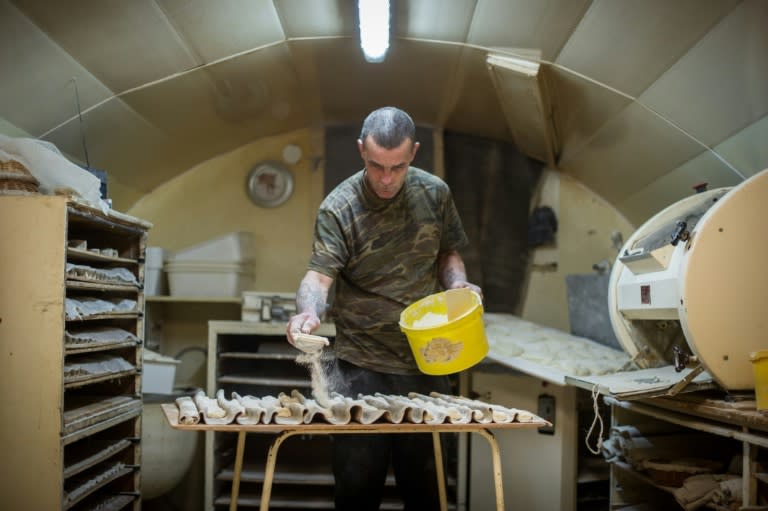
[308,167,469,374]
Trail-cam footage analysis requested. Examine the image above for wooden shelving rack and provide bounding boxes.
[0,195,150,510]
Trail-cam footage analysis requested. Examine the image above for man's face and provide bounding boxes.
[358,135,420,200]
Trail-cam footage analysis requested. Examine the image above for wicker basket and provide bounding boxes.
[0,160,40,195]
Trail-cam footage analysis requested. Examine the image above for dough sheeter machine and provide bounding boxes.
[569,168,768,397]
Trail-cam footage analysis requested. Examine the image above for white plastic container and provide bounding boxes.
[165,261,254,297]
[146,246,167,267]
[145,246,170,296]
[143,350,181,394]
[170,231,254,263]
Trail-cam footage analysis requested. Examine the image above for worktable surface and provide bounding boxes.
[161,403,549,432]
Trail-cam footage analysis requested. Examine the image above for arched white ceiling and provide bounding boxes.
[1,0,765,223]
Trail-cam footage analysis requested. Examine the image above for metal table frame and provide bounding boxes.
[161,403,546,511]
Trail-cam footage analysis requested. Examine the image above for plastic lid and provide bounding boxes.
[144,348,181,364]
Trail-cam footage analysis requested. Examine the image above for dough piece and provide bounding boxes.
[232,393,265,425]
[430,392,539,423]
[216,389,245,423]
[427,392,493,423]
[360,394,408,423]
[193,390,229,424]
[258,395,291,424]
[408,396,448,424]
[483,313,630,376]
[408,392,472,424]
[293,333,330,353]
[292,390,352,425]
[175,396,200,425]
[345,395,386,424]
[375,393,428,424]
[276,392,307,424]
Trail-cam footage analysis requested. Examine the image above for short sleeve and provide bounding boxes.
[440,189,469,252]
[307,207,349,280]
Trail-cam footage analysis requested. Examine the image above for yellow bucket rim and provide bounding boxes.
[399,290,483,331]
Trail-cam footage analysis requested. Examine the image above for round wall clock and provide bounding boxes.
[246,161,294,208]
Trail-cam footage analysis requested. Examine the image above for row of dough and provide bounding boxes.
[176,389,541,426]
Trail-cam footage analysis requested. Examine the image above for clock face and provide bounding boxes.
[246,162,294,208]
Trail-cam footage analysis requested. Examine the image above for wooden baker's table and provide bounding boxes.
[162,403,547,511]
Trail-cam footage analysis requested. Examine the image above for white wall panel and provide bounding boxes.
[714,115,768,178]
[13,0,198,92]
[157,0,284,63]
[563,102,706,204]
[549,66,632,165]
[556,0,739,96]
[0,1,113,136]
[640,0,768,148]
[396,0,475,42]
[468,0,591,61]
[274,0,353,38]
[618,150,742,224]
[44,98,171,192]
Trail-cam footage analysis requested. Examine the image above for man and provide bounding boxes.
[286,106,482,510]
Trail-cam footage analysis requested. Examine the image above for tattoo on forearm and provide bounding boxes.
[442,267,463,288]
[297,281,327,316]
[439,251,467,288]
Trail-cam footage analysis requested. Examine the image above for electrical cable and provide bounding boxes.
[70,77,90,167]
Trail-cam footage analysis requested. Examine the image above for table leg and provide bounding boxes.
[259,430,297,511]
[432,432,448,511]
[475,429,504,511]
[229,431,247,511]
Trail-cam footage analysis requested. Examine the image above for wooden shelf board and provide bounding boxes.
[63,439,133,479]
[219,351,298,361]
[63,397,142,441]
[64,465,135,510]
[66,279,139,292]
[216,463,457,487]
[146,295,242,304]
[67,247,138,265]
[218,375,311,387]
[64,369,138,389]
[210,320,335,337]
[66,312,140,322]
[65,340,139,356]
[213,493,410,510]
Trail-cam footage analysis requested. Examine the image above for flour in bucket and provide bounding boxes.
[412,311,448,328]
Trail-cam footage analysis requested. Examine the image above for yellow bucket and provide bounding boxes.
[399,289,488,375]
[750,350,768,411]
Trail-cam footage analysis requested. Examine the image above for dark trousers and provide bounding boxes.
[329,359,451,511]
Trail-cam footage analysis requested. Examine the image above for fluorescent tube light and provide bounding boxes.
[359,0,390,63]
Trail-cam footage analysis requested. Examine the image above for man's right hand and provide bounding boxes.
[287,270,333,347]
[286,312,322,347]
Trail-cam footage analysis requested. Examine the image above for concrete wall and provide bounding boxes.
[128,127,325,293]
[521,169,635,331]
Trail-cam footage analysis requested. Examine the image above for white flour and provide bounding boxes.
[413,311,448,328]
[296,351,332,407]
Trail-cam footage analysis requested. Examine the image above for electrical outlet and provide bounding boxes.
[537,394,555,435]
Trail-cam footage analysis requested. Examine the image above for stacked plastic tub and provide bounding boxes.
[165,231,255,297]
[145,247,168,296]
